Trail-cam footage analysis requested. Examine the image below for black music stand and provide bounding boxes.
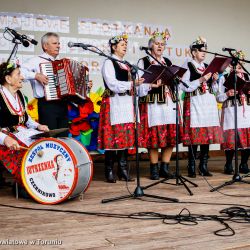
[140,54,198,195]
[101,64,178,204]
[75,44,178,203]
[210,53,250,192]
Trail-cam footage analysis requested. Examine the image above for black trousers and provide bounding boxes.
[38,98,68,136]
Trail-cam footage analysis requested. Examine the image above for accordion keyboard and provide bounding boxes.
[40,63,59,100]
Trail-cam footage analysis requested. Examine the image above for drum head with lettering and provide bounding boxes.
[21,138,78,204]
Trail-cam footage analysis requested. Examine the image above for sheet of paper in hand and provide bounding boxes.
[13,126,43,147]
[30,128,69,139]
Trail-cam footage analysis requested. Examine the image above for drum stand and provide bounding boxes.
[102,66,178,204]
[141,77,198,195]
[210,54,250,192]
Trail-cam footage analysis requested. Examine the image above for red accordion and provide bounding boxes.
[40,58,89,102]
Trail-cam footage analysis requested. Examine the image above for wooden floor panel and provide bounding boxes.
[0,156,250,249]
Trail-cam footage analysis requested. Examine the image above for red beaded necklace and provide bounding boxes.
[1,89,25,116]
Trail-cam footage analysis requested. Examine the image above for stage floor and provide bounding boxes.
[0,156,250,250]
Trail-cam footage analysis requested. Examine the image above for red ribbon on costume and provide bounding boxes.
[197,67,205,73]
[164,87,171,105]
[240,94,246,117]
[118,62,130,71]
[201,82,207,92]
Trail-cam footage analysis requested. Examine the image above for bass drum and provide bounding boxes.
[21,137,93,204]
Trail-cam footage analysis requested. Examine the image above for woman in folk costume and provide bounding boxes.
[98,34,144,183]
[181,37,223,178]
[0,62,49,189]
[216,50,250,174]
[137,31,182,180]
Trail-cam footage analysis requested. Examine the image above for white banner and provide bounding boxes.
[78,18,172,39]
[0,12,69,33]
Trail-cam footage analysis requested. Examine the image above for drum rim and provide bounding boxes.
[69,138,94,194]
[21,137,79,205]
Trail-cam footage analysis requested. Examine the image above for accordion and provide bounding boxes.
[40,58,89,102]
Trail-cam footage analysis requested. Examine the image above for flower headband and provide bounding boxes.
[109,33,128,46]
[190,36,207,50]
[232,50,245,60]
[150,31,170,41]
[3,62,19,76]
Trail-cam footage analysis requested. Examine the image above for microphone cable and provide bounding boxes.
[0,201,249,237]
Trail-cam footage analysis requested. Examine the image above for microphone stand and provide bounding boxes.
[4,28,27,64]
[199,49,250,192]
[79,45,178,203]
[7,39,20,64]
[140,50,198,195]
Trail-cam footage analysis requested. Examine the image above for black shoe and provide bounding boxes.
[117,169,134,182]
[117,150,134,182]
[199,167,213,176]
[239,163,250,174]
[187,145,197,178]
[104,150,116,183]
[239,149,250,174]
[187,162,196,178]
[105,170,116,183]
[199,145,213,177]
[187,169,196,178]
[159,162,174,179]
[150,163,159,180]
[224,163,234,175]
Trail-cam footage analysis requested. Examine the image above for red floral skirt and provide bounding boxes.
[0,133,30,185]
[98,97,135,150]
[138,103,183,148]
[222,128,250,150]
[0,147,27,185]
[182,98,223,146]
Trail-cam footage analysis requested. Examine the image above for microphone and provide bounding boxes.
[139,46,150,51]
[5,27,38,47]
[222,47,236,52]
[21,34,38,46]
[68,42,92,48]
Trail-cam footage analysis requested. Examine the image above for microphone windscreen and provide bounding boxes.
[22,40,30,47]
[68,42,73,48]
